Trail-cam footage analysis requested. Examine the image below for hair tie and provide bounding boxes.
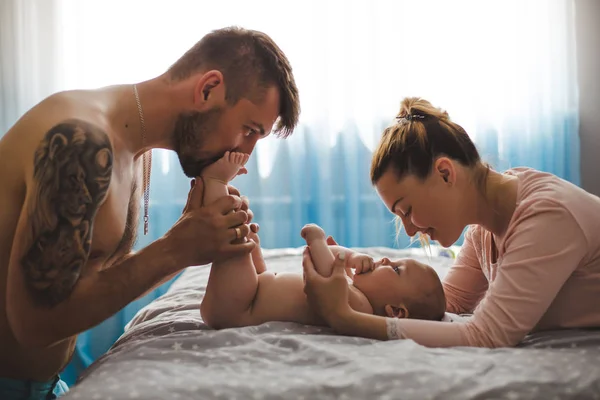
[396,114,426,124]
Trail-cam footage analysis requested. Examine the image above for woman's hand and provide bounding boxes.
[302,247,353,327]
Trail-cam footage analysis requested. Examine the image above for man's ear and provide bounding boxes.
[384,304,409,319]
[433,157,456,186]
[193,70,225,110]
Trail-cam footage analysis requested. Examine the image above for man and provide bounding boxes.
[0,26,300,398]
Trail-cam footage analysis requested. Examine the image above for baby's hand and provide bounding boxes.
[374,257,392,268]
[347,252,375,274]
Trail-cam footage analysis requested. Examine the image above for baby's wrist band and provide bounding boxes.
[386,317,401,340]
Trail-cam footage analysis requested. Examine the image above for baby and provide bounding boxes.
[199,152,446,329]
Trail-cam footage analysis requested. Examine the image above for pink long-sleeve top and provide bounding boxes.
[390,167,600,348]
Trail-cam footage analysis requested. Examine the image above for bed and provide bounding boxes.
[61,246,600,400]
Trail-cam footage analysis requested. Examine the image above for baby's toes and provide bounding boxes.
[227,152,238,163]
[236,153,246,165]
[234,153,246,165]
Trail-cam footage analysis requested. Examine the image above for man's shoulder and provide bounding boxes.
[22,90,97,124]
[8,90,106,133]
[4,92,115,179]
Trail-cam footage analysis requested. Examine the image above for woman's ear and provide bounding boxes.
[384,304,409,319]
[434,157,456,186]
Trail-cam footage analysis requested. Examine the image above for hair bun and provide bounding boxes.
[397,97,449,122]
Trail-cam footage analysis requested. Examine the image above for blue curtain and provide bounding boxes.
[1,0,580,386]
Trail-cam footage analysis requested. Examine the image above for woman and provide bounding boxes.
[302,97,600,348]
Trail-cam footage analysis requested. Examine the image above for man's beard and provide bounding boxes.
[173,108,223,178]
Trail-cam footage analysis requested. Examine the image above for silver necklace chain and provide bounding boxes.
[133,84,152,235]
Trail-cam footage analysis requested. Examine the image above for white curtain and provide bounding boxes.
[1,0,580,384]
[0,0,61,130]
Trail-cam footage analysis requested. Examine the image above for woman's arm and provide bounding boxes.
[302,248,468,346]
[457,201,587,347]
[442,227,489,314]
[330,311,470,346]
[303,202,587,348]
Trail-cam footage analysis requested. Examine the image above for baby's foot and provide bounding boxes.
[300,223,326,245]
[202,151,249,184]
[301,223,334,277]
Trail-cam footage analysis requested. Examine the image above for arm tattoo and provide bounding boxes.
[21,119,113,307]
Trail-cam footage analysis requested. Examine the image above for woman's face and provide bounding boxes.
[374,159,465,248]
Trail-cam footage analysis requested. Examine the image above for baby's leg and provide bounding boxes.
[201,151,249,206]
[248,229,267,274]
[301,224,335,277]
[200,152,260,329]
[201,250,260,329]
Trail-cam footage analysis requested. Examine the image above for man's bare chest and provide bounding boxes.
[88,169,140,267]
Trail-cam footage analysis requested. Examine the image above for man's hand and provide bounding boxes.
[227,184,259,234]
[162,177,256,268]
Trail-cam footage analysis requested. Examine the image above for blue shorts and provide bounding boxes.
[0,375,68,399]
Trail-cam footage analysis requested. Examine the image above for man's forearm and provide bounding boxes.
[10,238,180,347]
[137,271,181,300]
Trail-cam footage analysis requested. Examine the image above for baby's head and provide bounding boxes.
[352,258,445,321]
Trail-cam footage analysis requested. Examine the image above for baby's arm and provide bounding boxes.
[300,224,376,276]
[301,224,335,276]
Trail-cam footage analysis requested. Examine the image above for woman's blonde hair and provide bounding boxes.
[371,97,488,242]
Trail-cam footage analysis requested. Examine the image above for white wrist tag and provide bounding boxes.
[386,317,401,340]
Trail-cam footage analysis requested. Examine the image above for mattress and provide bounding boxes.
[62,246,600,400]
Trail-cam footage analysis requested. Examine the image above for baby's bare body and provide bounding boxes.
[198,153,445,329]
[201,233,374,329]
[198,153,374,329]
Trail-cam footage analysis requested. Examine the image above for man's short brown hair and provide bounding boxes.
[168,26,300,138]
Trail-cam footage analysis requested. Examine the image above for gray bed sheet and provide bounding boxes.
[63,247,600,400]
